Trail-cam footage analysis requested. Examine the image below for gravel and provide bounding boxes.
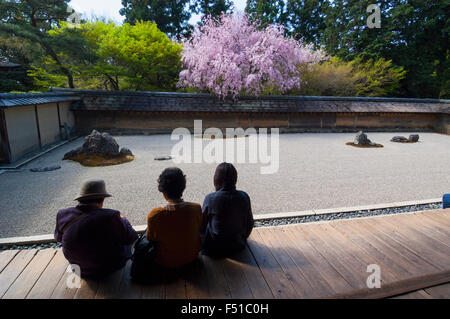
[0,132,449,238]
[0,202,442,251]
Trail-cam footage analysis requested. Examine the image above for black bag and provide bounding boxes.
[130,231,158,282]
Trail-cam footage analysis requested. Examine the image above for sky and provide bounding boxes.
[69,0,247,25]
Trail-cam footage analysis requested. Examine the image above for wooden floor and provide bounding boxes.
[1,209,449,299]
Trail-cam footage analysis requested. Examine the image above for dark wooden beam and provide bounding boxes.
[56,102,63,140]
[34,104,42,149]
[324,270,450,299]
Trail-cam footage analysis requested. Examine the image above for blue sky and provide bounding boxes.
[69,0,247,24]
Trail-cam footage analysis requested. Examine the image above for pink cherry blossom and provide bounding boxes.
[178,13,324,99]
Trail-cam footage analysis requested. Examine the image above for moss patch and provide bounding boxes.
[64,154,135,167]
[346,142,384,148]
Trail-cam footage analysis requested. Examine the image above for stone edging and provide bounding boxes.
[0,198,441,247]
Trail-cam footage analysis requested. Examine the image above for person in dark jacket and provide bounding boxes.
[201,162,254,258]
[54,180,138,278]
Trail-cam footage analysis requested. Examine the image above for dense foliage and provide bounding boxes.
[0,0,447,98]
[120,0,193,39]
[30,21,182,91]
[297,57,406,97]
[245,0,449,98]
[0,0,79,88]
[178,14,324,98]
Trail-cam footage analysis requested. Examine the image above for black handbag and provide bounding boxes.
[130,231,158,282]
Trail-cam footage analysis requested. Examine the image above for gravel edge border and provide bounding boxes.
[0,202,443,251]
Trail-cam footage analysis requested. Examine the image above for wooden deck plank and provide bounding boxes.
[221,257,254,298]
[185,258,210,299]
[140,266,166,299]
[296,224,369,290]
[413,210,450,227]
[368,218,450,270]
[95,266,126,299]
[329,219,418,280]
[200,255,231,299]
[282,226,353,295]
[164,269,187,299]
[349,218,439,276]
[398,214,450,247]
[73,277,100,299]
[424,282,450,299]
[259,227,320,298]
[27,250,68,299]
[248,230,299,298]
[116,261,142,299]
[311,222,400,284]
[229,245,274,299]
[0,250,19,274]
[3,249,56,299]
[414,215,450,237]
[356,219,441,273]
[0,249,37,298]
[419,210,450,226]
[50,264,80,299]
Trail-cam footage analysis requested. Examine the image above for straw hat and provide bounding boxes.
[75,179,112,201]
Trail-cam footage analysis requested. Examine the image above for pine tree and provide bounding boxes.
[0,0,78,88]
[120,0,192,39]
[192,0,234,18]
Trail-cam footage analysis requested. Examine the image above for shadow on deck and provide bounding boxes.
[1,209,449,299]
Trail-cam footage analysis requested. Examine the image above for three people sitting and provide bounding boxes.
[54,162,254,280]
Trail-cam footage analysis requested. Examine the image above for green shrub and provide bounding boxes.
[296,57,406,97]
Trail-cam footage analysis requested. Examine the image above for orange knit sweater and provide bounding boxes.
[146,201,202,268]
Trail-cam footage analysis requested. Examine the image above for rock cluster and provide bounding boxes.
[63,130,133,160]
[391,134,419,143]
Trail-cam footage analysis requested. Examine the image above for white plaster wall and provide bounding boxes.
[37,103,61,146]
[4,106,39,160]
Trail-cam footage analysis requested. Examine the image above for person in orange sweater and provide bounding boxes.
[146,167,202,268]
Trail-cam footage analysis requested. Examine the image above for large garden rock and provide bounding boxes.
[64,130,121,159]
[408,134,419,142]
[354,131,376,146]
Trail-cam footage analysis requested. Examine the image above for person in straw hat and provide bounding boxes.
[54,179,138,278]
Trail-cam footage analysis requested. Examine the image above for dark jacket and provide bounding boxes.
[54,204,138,278]
[201,187,254,257]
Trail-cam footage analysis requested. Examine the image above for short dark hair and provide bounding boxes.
[78,198,104,205]
[158,167,186,199]
[214,162,237,191]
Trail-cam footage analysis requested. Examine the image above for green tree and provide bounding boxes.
[285,0,328,47]
[245,0,287,26]
[192,0,234,18]
[120,0,192,39]
[0,0,81,88]
[0,36,40,91]
[321,0,449,98]
[32,21,183,91]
